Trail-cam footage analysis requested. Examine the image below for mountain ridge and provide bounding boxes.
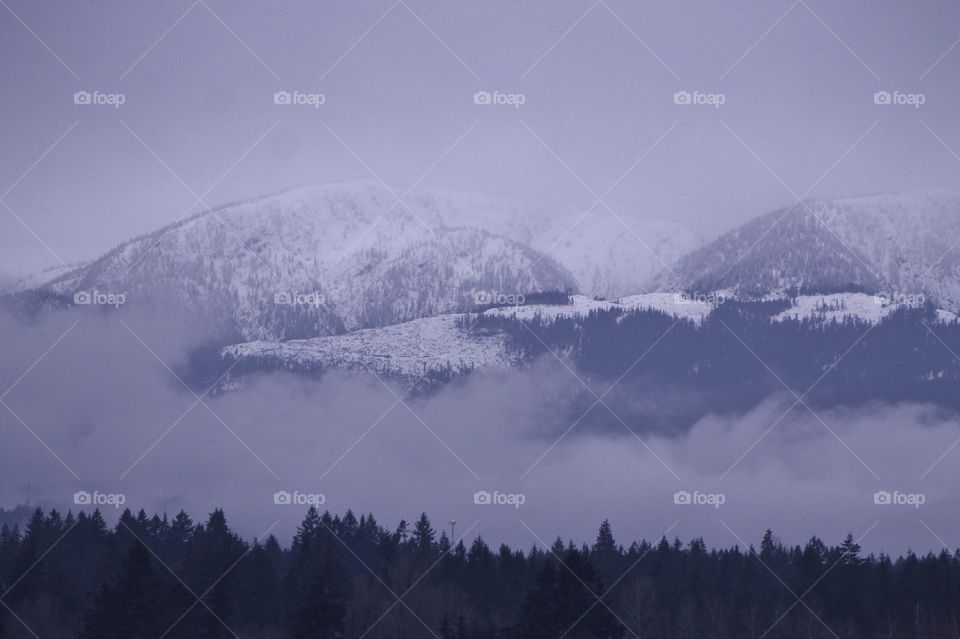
[26,179,699,341]
[656,188,960,310]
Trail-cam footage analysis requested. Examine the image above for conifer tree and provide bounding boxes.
[81,540,166,639]
[412,513,436,558]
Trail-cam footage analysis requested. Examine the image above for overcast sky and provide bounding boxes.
[4,1,960,550]
[3,0,960,276]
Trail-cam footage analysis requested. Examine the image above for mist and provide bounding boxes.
[0,305,957,555]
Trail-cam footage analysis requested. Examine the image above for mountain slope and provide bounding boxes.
[221,293,720,381]
[533,212,701,299]
[659,189,960,309]
[43,180,575,340]
[220,291,958,386]
[222,313,515,379]
[370,185,702,298]
[37,179,702,340]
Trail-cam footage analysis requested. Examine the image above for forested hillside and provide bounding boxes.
[465,300,960,431]
[0,506,957,638]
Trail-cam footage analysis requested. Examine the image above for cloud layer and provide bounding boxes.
[1,306,959,554]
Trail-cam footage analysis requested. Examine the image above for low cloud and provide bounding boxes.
[1,306,958,554]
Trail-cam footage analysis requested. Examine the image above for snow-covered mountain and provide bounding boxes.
[394,186,701,299]
[658,189,960,310]
[31,179,700,341]
[40,181,577,340]
[526,210,701,300]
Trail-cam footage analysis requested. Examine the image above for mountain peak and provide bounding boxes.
[659,189,960,309]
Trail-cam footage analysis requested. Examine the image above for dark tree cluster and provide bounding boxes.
[0,507,958,638]
[467,300,960,432]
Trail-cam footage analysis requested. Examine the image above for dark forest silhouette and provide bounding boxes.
[0,506,957,638]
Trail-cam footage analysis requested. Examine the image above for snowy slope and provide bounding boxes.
[658,189,960,311]
[33,179,702,341]
[484,293,715,324]
[42,180,575,340]
[526,211,701,299]
[400,187,702,298]
[221,293,721,378]
[222,314,516,378]
[769,292,958,324]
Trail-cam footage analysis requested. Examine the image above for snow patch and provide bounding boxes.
[223,314,516,378]
[484,293,715,324]
[771,292,951,324]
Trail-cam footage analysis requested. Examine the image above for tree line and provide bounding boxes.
[465,300,960,432]
[0,506,959,638]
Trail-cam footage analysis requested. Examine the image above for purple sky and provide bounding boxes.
[2,0,960,276]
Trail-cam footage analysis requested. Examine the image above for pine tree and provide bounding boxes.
[179,509,246,639]
[81,540,166,639]
[593,520,616,554]
[293,506,322,554]
[510,549,624,639]
[592,519,620,582]
[411,512,436,558]
[759,528,778,562]
[840,532,862,566]
[234,539,281,631]
[286,537,346,638]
